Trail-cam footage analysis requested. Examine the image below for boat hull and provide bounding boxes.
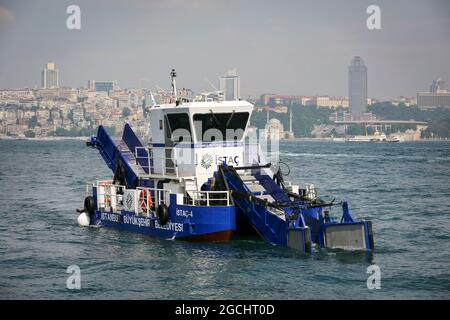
[89,203,236,242]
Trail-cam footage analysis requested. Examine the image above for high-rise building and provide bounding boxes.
[41,62,59,89]
[219,69,240,101]
[348,56,367,116]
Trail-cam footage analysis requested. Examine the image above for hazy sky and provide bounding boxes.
[0,0,449,100]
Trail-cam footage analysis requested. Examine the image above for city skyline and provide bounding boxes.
[0,0,449,99]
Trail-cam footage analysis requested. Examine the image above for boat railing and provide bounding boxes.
[135,186,170,217]
[93,181,170,217]
[94,181,126,212]
[135,146,180,177]
[184,190,230,206]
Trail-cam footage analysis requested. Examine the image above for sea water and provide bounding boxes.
[0,140,449,299]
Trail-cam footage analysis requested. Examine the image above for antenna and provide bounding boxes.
[155,85,171,96]
[205,78,218,91]
[150,91,156,107]
[155,85,175,100]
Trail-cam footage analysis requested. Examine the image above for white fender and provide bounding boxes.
[77,212,90,227]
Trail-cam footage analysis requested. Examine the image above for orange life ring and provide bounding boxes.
[139,189,153,211]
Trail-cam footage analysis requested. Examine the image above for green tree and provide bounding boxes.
[346,124,365,135]
[24,130,35,138]
[122,107,131,117]
[250,104,334,137]
[28,116,38,129]
[55,127,70,136]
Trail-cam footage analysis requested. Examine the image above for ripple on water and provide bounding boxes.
[0,140,449,299]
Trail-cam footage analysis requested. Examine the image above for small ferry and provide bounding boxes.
[346,129,399,143]
[77,70,374,253]
[346,129,387,142]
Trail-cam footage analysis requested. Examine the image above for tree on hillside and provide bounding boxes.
[24,130,35,138]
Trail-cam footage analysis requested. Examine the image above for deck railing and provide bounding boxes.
[135,186,170,217]
[135,146,182,177]
[95,181,126,211]
[184,190,230,206]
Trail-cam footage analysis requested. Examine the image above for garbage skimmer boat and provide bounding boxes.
[78,70,374,253]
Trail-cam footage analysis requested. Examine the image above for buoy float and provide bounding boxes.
[77,212,90,227]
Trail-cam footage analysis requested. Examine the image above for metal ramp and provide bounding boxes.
[214,164,312,253]
[114,140,147,177]
[88,124,151,188]
[213,163,374,252]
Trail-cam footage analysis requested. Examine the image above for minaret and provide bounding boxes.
[285,106,294,139]
[266,109,270,123]
[289,107,293,133]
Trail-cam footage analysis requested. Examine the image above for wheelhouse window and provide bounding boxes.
[193,112,249,142]
[165,113,192,143]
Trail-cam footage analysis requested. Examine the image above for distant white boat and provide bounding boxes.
[386,136,400,143]
[345,130,399,142]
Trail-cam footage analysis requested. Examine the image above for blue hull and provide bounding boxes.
[89,203,236,241]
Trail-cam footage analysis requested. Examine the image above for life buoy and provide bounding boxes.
[139,189,153,211]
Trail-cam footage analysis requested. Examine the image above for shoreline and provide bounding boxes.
[283,137,450,142]
[1,136,449,142]
[0,136,89,141]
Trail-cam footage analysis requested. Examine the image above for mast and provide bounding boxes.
[170,69,177,102]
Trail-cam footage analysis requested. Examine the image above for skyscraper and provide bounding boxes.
[219,69,240,101]
[348,56,367,116]
[41,62,59,89]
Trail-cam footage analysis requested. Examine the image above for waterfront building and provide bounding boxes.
[265,118,284,140]
[417,79,450,109]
